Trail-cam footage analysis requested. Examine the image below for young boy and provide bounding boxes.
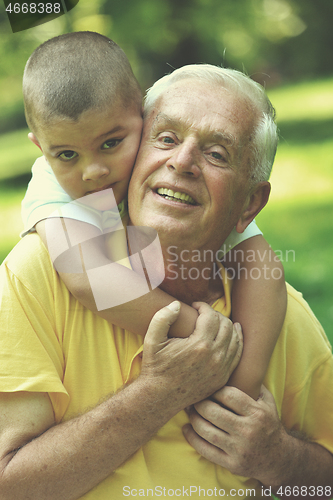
[22,31,286,400]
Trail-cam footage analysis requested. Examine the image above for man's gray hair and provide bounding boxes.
[144,64,278,183]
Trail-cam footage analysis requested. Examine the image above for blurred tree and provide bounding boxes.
[101,0,262,88]
[0,0,333,130]
[98,0,333,88]
[274,0,333,79]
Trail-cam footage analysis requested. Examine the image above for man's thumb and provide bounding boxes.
[145,301,181,345]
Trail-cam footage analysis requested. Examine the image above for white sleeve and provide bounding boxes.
[20,157,103,236]
[219,220,263,256]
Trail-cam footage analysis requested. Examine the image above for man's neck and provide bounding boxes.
[160,245,224,306]
[124,220,225,306]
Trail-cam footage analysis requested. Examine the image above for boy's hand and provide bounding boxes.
[140,302,243,414]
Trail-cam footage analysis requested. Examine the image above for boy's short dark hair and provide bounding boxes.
[23,31,142,133]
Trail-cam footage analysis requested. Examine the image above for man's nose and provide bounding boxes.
[82,162,110,182]
[166,141,201,177]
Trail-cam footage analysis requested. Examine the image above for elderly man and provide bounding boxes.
[0,65,332,500]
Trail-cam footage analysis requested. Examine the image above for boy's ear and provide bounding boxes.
[28,132,42,151]
[235,182,271,234]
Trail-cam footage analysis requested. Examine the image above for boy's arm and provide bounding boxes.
[222,235,287,400]
[36,219,198,338]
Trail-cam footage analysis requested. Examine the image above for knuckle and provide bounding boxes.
[206,311,220,331]
[253,407,266,424]
[220,314,232,327]
[219,318,234,338]
[143,338,155,350]
[207,405,221,424]
[224,316,233,328]
[194,339,211,354]
[210,431,221,446]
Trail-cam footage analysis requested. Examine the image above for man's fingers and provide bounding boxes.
[192,302,240,347]
[192,398,237,435]
[191,302,221,341]
[183,423,230,468]
[257,384,275,405]
[144,301,181,346]
[210,385,260,417]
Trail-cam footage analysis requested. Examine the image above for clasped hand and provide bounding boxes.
[140,301,243,415]
[183,384,286,483]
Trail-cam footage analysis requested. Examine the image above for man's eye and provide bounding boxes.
[207,149,228,164]
[161,136,175,144]
[157,134,177,147]
[58,150,78,160]
[103,139,121,149]
[210,151,223,160]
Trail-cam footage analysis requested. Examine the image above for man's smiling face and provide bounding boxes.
[128,79,260,253]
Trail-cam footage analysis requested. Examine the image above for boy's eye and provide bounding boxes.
[102,139,121,149]
[58,150,78,161]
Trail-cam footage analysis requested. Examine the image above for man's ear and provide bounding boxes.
[235,182,271,234]
[28,132,42,151]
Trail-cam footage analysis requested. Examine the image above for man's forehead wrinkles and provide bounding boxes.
[210,131,235,146]
[152,112,180,128]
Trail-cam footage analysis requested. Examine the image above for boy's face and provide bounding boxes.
[29,103,143,210]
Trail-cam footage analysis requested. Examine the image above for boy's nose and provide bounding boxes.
[82,162,110,182]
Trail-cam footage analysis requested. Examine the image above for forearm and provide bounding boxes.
[260,430,333,494]
[0,377,177,500]
[37,217,199,338]
[227,260,286,398]
[99,290,199,338]
[225,236,287,399]
[68,269,198,338]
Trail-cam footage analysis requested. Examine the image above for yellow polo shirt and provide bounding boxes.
[0,234,332,499]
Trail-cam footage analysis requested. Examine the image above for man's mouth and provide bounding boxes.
[156,187,196,205]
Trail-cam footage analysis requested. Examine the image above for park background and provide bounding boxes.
[0,0,332,343]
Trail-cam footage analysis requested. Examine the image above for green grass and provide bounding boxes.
[0,128,39,180]
[267,78,333,121]
[256,198,333,341]
[260,77,333,341]
[0,182,27,262]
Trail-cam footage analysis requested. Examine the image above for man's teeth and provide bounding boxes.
[157,188,196,205]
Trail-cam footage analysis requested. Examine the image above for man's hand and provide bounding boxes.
[183,385,284,480]
[140,301,243,414]
[183,385,333,495]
